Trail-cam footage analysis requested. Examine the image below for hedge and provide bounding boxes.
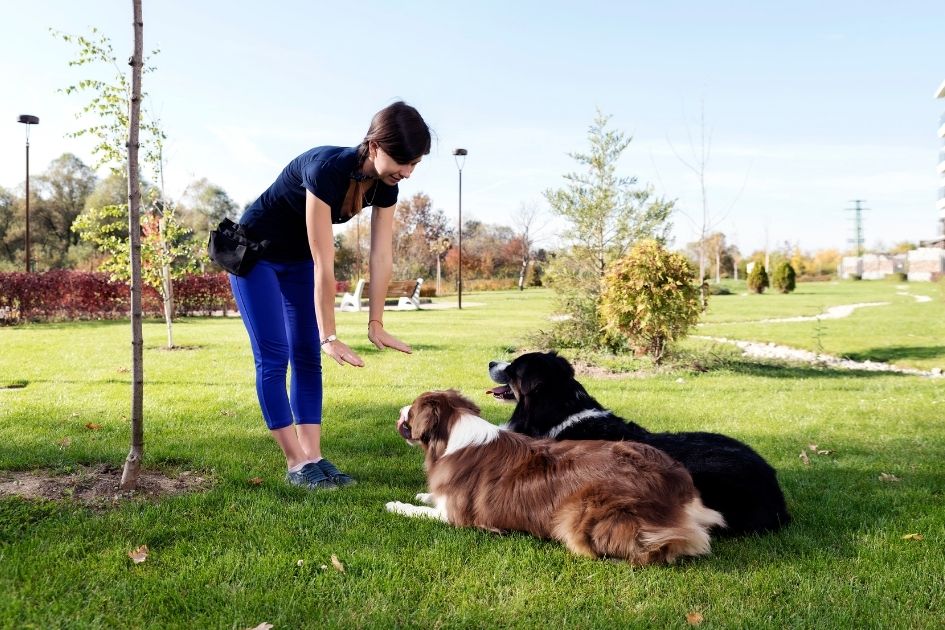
[0,271,237,324]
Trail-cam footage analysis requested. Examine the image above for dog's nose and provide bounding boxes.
[489,361,498,369]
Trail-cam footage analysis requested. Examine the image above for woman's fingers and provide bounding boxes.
[376,331,412,354]
[326,341,364,367]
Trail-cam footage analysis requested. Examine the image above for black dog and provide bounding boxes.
[488,352,790,537]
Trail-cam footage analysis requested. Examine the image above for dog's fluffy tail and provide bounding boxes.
[640,497,726,563]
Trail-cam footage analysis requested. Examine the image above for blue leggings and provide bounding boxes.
[230,260,322,430]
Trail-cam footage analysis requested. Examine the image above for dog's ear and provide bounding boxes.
[416,392,453,446]
[550,352,575,378]
[445,388,481,416]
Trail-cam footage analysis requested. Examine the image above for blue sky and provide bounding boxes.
[2,1,942,254]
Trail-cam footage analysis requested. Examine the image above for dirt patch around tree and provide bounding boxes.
[0,463,211,509]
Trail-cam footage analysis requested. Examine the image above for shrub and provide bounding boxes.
[0,271,235,324]
[748,263,769,294]
[599,240,702,363]
[772,262,797,294]
[707,283,732,296]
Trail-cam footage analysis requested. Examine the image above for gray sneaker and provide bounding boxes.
[317,458,357,487]
[286,462,338,490]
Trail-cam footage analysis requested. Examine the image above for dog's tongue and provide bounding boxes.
[486,385,514,400]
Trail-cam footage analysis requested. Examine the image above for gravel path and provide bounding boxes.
[696,336,943,378]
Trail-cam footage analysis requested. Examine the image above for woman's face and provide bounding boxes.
[371,143,422,186]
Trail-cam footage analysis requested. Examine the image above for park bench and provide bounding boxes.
[339,278,424,312]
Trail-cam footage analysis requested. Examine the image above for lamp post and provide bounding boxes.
[452,148,467,309]
[17,115,39,272]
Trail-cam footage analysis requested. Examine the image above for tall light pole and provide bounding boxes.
[17,115,39,272]
[453,148,467,309]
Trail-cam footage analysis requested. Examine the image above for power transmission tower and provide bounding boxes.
[846,199,869,256]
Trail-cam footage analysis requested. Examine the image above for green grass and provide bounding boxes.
[1,286,944,628]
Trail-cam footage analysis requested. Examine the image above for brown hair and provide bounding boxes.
[357,101,432,166]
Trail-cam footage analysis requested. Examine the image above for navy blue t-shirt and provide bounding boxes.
[240,146,398,262]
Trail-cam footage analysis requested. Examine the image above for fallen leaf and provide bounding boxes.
[330,554,345,573]
[248,477,263,486]
[816,449,833,456]
[85,422,102,431]
[808,443,818,451]
[220,409,231,416]
[686,611,704,625]
[799,451,810,465]
[320,564,328,570]
[128,545,149,564]
[116,367,130,373]
[57,437,72,449]
[296,559,304,567]
[246,624,273,630]
[675,378,685,384]
[902,533,924,541]
[879,473,901,483]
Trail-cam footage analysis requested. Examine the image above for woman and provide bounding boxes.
[230,101,431,490]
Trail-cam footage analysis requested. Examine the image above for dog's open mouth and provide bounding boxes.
[486,385,515,401]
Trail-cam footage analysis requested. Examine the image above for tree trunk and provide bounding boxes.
[159,215,174,348]
[518,256,528,291]
[121,0,144,492]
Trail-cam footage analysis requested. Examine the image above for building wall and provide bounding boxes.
[937,79,945,240]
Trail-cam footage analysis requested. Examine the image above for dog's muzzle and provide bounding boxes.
[397,405,412,440]
[487,361,516,400]
[488,361,511,384]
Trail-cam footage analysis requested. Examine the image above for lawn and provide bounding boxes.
[1,285,943,628]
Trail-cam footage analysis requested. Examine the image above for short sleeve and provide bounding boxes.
[373,183,399,208]
[300,160,342,207]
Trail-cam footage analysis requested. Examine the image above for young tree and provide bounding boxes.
[58,24,195,347]
[512,202,548,291]
[125,0,145,491]
[600,239,702,363]
[543,110,674,348]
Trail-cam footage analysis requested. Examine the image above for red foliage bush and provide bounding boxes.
[0,271,236,324]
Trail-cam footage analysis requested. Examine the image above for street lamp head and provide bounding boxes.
[17,115,39,125]
[452,147,467,172]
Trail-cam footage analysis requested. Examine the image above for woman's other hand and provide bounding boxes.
[368,320,412,354]
[322,338,365,367]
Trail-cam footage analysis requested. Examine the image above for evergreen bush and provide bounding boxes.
[599,240,702,363]
[748,263,769,294]
[772,261,797,293]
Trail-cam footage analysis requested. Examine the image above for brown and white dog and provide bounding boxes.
[387,390,725,565]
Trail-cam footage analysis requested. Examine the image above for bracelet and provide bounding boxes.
[320,334,337,346]
[369,319,383,328]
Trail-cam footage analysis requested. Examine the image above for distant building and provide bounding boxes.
[908,80,945,279]
[919,79,945,248]
[840,254,905,280]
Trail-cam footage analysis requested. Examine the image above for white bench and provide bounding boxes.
[340,278,424,312]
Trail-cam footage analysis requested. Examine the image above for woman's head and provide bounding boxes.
[359,101,431,186]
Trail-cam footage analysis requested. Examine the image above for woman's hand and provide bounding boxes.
[368,320,412,354]
[322,338,365,367]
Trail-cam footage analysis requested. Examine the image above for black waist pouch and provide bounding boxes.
[208,218,270,276]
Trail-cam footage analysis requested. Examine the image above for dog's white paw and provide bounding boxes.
[415,492,433,505]
[386,500,410,514]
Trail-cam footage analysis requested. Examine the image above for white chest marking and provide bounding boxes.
[444,414,501,456]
